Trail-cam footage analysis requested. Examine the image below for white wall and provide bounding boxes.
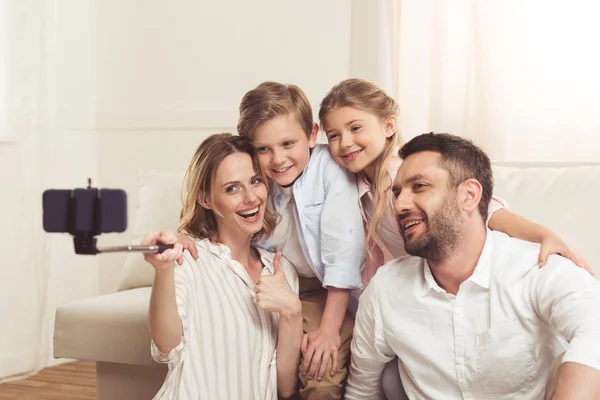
[92,0,353,293]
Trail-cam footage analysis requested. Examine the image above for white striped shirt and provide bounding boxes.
[151,238,299,400]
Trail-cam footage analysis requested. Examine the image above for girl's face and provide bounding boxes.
[204,152,268,239]
[323,106,396,176]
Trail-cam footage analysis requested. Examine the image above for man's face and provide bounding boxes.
[392,151,462,262]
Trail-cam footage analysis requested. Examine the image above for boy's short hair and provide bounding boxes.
[237,82,313,140]
[399,132,493,222]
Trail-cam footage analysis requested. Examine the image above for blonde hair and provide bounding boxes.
[319,78,402,253]
[237,82,314,140]
[178,133,276,242]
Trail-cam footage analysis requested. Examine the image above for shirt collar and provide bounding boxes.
[420,229,494,296]
[469,230,494,289]
[197,237,274,271]
[421,259,446,296]
[357,156,403,199]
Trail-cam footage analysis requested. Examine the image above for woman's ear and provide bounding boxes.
[459,178,483,213]
[197,191,211,209]
[384,115,397,139]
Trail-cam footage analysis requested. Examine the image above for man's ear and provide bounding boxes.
[384,115,397,139]
[308,123,319,148]
[197,191,211,209]
[458,178,483,213]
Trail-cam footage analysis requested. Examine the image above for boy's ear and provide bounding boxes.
[384,115,398,139]
[308,123,319,148]
[197,191,211,209]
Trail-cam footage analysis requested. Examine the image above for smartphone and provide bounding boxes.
[43,188,127,234]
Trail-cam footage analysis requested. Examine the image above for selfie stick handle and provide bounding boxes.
[97,244,175,254]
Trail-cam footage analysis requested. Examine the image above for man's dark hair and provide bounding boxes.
[399,132,493,222]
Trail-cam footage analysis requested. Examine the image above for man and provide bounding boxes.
[345,133,600,399]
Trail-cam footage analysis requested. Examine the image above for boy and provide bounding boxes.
[237,82,365,399]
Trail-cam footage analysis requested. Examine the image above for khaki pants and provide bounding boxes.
[296,276,355,400]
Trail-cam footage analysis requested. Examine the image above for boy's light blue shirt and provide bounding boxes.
[259,145,366,290]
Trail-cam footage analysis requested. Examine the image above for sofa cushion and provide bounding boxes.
[118,164,600,292]
[492,164,600,276]
[118,171,184,291]
[54,287,156,366]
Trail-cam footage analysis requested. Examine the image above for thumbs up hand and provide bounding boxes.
[255,252,301,316]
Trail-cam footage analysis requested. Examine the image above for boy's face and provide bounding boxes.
[252,113,318,187]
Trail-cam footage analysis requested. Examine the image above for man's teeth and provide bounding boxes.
[239,207,259,216]
[405,220,422,229]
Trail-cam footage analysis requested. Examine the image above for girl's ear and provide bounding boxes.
[308,123,319,148]
[384,115,398,139]
[197,191,211,209]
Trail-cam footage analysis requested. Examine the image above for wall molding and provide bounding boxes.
[61,108,239,131]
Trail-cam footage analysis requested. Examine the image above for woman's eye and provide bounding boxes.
[351,125,362,132]
[251,177,263,185]
[256,147,268,153]
[225,185,237,193]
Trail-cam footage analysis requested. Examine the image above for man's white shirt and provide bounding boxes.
[346,230,600,400]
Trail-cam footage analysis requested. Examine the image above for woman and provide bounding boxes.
[143,133,303,399]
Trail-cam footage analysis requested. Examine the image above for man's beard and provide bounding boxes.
[400,194,462,263]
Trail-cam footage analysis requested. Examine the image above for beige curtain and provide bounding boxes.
[0,0,100,381]
[351,0,600,161]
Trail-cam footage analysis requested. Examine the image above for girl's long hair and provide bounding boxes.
[319,79,402,253]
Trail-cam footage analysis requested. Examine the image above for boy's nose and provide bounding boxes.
[271,149,285,165]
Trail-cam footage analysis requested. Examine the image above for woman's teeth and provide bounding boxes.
[238,207,259,220]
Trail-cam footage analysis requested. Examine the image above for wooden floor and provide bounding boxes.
[0,361,96,400]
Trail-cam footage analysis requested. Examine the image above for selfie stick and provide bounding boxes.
[98,244,175,254]
[72,235,175,255]
[63,179,175,255]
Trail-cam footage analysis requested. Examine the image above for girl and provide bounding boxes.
[319,78,590,289]
[144,133,303,399]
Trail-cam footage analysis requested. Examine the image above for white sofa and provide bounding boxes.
[53,163,600,400]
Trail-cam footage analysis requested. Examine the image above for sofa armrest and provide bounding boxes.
[54,287,157,366]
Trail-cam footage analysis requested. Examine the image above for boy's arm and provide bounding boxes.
[319,159,365,290]
[488,209,591,273]
[301,287,350,381]
[301,156,366,381]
